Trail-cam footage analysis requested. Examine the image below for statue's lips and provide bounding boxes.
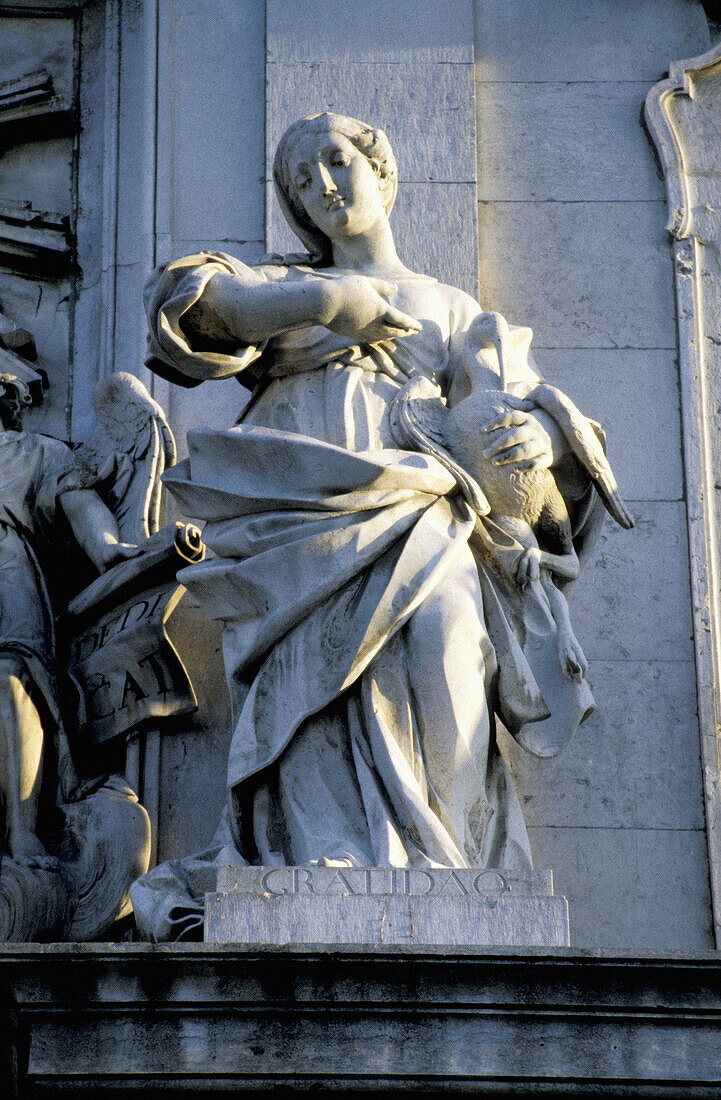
[326,197,345,210]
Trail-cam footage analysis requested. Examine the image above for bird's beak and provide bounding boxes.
[491,332,507,392]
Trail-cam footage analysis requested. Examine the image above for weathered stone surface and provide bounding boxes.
[529,825,714,951]
[268,62,476,184]
[206,867,569,947]
[3,945,721,1094]
[476,81,663,202]
[474,0,709,81]
[206,891,570,948]
[166,0,266,243]
[646,36,721,952]
[501,659,705,831]
[570,501,695,663]
[267,0,474,63]
[478,199,677,349]
[546,350,684,502]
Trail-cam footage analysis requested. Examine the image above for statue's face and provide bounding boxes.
[288,131,386,240]
[0,387,26,432]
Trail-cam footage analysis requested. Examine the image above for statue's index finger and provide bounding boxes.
[382,306,422,333]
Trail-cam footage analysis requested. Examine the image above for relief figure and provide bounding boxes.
[0,373,138,872]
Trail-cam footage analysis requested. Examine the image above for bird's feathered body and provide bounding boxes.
[390,310,633,682]
[391,375,576,562]
[445,393,569,539]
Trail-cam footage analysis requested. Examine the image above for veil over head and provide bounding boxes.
[273,112,398,263]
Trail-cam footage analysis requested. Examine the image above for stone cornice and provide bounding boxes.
[1,945,720,1094]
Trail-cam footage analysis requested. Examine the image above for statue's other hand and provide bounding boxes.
[96,539,141,572]
[482,408,555,471]
[322,274,422,343]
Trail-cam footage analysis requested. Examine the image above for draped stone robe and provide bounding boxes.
[132,252,601,941]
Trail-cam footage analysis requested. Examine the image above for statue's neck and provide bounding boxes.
[331,221,405,273]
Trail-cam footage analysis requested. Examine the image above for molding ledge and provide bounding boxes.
[646,43,721,948]
[1,944,721,1095]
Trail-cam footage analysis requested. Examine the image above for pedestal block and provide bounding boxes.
[205,866,570,947]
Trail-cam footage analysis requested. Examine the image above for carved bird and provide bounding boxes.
[390,310,634,681]
[77,372,176,546]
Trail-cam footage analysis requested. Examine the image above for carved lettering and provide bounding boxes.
[75,631,99,661]
[408,870,433,895]
[138,649,170,695]
[325,870,357,895]
[84,672,115,721]
[473,870,508,895]
[261,868,290,896]
[292,867,315,894]
[119,670,148,709]
[96,612,124,651]
[438,870,469,895]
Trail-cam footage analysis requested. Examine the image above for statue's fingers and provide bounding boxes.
[496,392,533,411]
[382,307,422,332]
[492,440,549,466]
[368,278,399,297]
[482,422,531,454]
[481,409,528,433]
[509,456,549,471]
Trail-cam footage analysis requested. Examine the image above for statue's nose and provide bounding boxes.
[317,162,337,193]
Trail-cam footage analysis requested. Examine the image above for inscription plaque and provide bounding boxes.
[205,866,569,947]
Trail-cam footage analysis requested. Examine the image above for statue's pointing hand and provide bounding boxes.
[321,274,422,344]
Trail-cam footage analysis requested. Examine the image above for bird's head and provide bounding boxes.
[470,311,510,348]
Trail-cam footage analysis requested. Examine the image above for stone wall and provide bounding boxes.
[0,0,716,952]
[473,0,713,949]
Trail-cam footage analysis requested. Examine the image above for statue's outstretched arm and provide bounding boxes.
[60,489,139,572]
[196,270,420,346]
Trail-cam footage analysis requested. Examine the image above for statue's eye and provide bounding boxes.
[331,154,350,167]
[296,176,310,192]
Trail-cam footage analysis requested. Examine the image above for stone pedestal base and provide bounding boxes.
[204,866,570,947]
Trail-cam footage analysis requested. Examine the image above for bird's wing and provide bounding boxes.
[390,377,491,516]
[530,383,634,529]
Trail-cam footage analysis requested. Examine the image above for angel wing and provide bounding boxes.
[389,375,491,516]
[77,372,177,545]
[530,383,634,530]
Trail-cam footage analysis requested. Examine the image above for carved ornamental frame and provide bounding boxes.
[646,42,721,947]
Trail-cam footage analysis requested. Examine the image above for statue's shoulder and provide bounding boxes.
[0,428,67,454]
[432,279,482,317]
[33,431,73,456]
[23,432,77,478]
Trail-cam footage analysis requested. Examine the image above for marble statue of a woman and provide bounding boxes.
[133,113,611,940]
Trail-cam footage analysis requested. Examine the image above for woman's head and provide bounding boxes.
[0,373,31,431]
[273,112,398,262]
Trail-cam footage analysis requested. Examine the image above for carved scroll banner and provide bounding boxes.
[65,523,205,748]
